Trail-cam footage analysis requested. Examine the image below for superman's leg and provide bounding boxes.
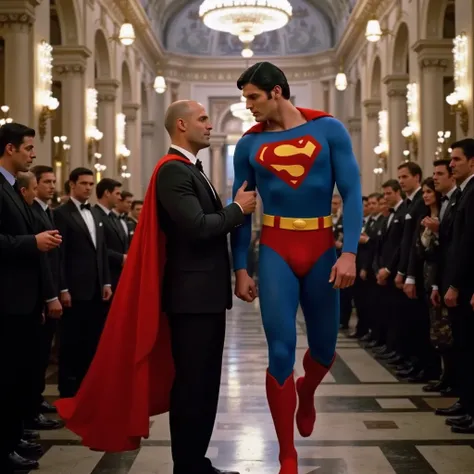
[296,247,339,437]
[258,243,299,474]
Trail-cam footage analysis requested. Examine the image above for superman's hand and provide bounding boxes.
[329,252,356,289]
[235,269,258,303]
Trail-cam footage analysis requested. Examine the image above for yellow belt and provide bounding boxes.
[262,214,333,231]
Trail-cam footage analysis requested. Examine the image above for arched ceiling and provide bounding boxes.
[141,0,357,57]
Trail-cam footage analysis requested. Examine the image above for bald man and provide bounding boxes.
[156,101,256,474]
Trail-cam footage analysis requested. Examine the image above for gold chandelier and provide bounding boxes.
[199,0,292,45]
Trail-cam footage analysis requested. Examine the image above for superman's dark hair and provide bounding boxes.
[237,62,291,100]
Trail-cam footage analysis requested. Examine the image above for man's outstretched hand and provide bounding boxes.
[234,269,258,302]
[329,252,356,289]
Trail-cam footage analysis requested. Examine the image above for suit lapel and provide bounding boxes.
[67,200,95,248]
[2,177,34,230]
[168,147,222,209]
[96,205,126,248]
[33,200,52,230]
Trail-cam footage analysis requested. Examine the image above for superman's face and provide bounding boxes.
[242,84,279,122]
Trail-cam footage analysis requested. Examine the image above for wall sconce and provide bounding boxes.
[365,17,391,43]
[53,135,70,188]
[435,130,452,159]
[86,88,103,163]
[93,153,107,182]
[37,41,60,141]
[446,32,469,136]
[116,113,131,178]
[334,64,348,92]
[373,110,388,172]
[0,105,13,126]
[400,83,419,159]
[154,62,167,94]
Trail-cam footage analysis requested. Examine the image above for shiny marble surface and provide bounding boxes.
[36,299,474,473]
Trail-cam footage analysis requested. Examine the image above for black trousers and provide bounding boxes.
[353,276,369,336]
[386,283,406,354]
[58,297,107,398]
[32,317,58,410]
[339,287,353,329]
[451,301,474,415]
[1,312,42,460]
[168,311,226,474]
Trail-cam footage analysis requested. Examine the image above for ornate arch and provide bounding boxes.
[390,22,409,74]
[121,61,133,103]
[421,0,450,38]
[55,0,82,44]
[370,56,382,99]
[94,29,111,79]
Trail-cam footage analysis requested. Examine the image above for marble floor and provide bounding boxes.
[37,298,474,473]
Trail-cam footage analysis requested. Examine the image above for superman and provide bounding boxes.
[231,62,363,474]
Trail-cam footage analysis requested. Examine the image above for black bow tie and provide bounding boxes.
[195,159,204,172]
[119,214,127,220]
[80,203,91,211]
[441,195,449,202]
[389,208,395,213]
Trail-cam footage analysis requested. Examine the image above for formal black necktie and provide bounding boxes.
[195,159,204,172]
[389,208,395,213]
[80,203,91,211]
[46,207,54,225]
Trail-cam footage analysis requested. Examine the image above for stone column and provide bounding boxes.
[0,6,36,124]
[209,133,227,199]
[347,117,362,167]
[362,99,381,193]
[384,74,409,177]
[53,46,91,173]
[123,103,142,196]
[141,120,156,189]
[413,40,452,173]
[96,79,119,179]
[155,86,172,158]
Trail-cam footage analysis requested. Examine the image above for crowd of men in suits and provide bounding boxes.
[0,123,143,472]
[338,137,474,434]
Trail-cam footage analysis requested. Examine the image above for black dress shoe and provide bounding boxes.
[376,350,397,360]
[407,370,435,383]
[395,366,417,377]
[366,340,379,348]
[8,451,39,471]
[440,386,459,397]
[16,439,43,456]
[422,381,445,392]
[40,400,57,414]
[451,421,474,433]
[24,413,63,430]
[445,414,473,427]
[435,401,464,416]
[23,429,40,440]
[372,344,387,354]
[360,333,372,342]
[386,355,404,365]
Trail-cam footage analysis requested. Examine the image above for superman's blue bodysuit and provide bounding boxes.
[231,109,362,473]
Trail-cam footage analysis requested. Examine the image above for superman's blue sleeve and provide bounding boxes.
[326,118,363,253]
[231,135,256,271]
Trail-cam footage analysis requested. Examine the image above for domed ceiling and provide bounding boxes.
[161,0,348,57]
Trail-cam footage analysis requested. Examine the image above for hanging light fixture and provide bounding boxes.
[199,0,292,44]
[230,96,256,132]
[154,75,167,94]
[365,18,382,42]
[119,22,135,46]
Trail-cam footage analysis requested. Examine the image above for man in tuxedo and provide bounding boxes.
[95,178,128,291]
[442,139,474,432]
[54,167,112,398]
[28,165,65,425]
[0,123,62,472]
[157,100,257,474]
[375,180,405,364]
[114,190,133,241]
[127,199,143,241]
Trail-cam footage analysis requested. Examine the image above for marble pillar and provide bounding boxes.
[53,46,91,173]
[0,7,35,124]
[141,120,156,189]
[347,117,362,167]
[413,40,452,173]
[383,74,409,177]
[123,102,142,197]
[362,99,381,193]
[209,133,227,199]
[155,87,172,158]
[96,79,119,179]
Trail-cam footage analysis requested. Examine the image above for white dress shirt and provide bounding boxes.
[70,196,97,248]
[459,173,474,192]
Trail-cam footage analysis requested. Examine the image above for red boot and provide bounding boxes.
[266,371,298,474]
[296,350,335,437]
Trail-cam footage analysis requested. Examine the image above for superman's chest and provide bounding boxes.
[249,132,330,189]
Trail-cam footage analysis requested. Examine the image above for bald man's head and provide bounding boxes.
[164,100,197,136]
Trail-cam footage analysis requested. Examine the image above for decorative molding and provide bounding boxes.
[419,58,449,70]
[53,64,86,76]
[0,0,40,28]
[347,116,362,133]
[95,79,120,102]
[52,45,91,75]
[363,99,381,119]
[123,102,141,122]
[141,120,155,136]
[412,39,452,68]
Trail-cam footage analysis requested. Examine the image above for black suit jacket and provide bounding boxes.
[0,173,55,315]
[360,214,384,275]
[446,178,474,298]
[157,148,245,314]
[54,199,111,302]
[31,200,61,296]
[398,189,424,277]
[94,205,128,290]
[379,202,406,277]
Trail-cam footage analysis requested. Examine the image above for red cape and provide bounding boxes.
[55,154,189,452]
[243,108,331,135]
